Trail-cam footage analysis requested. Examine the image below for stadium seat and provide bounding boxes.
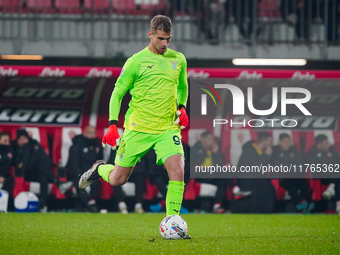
[221,128,256,167]
[100,179,113,200]
[257,0,281,18]
[112,0,136,14]
[55,0,81,13]
[0,0,21,12]
[84,0,109,13]
[53,127,82,168]
[271,179,286,200]
[26,0,52,13]
[12,177,30,198]
[183,179,197,200]
[136,0,165,13]
[144,179,159,200]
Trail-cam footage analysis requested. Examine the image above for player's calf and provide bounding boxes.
[107,165,134,186]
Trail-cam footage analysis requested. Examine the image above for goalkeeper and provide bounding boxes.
[79,15,189,220]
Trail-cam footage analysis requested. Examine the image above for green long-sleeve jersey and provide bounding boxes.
[109,47,188,134]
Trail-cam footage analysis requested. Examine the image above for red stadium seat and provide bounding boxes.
[100,179,114,200]
[12,177,30,198]
[220,128,257,167]
[183,179,197,200]
[143,179,159,200]
[136,0,165,12]
[257,0,280,18]
[84,0,109,13]
[52,127,82,168]
[26,0,52,12]
[0,0,21,12]
[55,0,81,13]
[271,179,286,200]
[112,0,136,14]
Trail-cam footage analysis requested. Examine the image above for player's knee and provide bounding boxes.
[170,167,184,181]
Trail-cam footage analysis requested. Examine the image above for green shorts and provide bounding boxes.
[115,129,184,167]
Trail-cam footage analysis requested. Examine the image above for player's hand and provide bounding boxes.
[173,106,188,130]
[102,124,120,150]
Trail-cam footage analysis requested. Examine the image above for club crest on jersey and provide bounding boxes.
[170,61,179,69]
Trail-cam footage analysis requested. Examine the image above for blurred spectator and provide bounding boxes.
[65,125,103,212]
[107,148,145,214]
[208,0,226,44]
[280,0,319,41]
[12,129,69,212]
[0,132,14,194]
[191,131,232,213]
[230,0,259,42]
[234,132,276,213]
[148,144,190,213]
[272,133,314,213]
[150,0,175,21]
[305,134,340,214]
[320,0,340,43]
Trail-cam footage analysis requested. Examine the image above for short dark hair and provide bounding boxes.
[201,130,213,139]
[150,15,172,34]
[279,133,290,141]
[315,134,328,145]
[257,132,272,143]
[0,131,10,140]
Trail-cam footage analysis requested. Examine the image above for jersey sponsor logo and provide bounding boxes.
[170,61,179,69]
[118,153,125,161]
[147,65,154,69]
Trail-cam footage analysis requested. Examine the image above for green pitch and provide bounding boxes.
[1,214,339,254]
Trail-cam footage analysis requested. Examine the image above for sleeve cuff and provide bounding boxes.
[178,104,186,110]
[109,120,118,126]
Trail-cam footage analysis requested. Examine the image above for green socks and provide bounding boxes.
[98,164,114,183]
[166,181,185,216]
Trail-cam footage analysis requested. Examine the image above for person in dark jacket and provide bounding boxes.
[272,133,313,213]
[12,129,67,212]
[65,125,103,212]
[234,132,276,213]
[305,134,340,214]
[0,132,14,194]
[191,130,233,213]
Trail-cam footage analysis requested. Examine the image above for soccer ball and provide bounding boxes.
[159,215,188,240]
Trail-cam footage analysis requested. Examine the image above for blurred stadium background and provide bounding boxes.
[0,0,340,214]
